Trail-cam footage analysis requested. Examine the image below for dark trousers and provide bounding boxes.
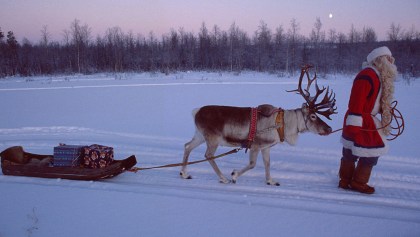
[341,148,379,166]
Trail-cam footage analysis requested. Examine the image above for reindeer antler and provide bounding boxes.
[288,64,337,120]
[287,64,314,104]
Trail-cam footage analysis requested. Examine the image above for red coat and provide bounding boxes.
[341,67,388,157]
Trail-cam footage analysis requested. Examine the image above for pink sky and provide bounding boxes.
[1,0,419,43]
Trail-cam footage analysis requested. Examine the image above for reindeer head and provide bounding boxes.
[288,64,337,135]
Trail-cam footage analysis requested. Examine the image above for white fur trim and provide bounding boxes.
[367,46,392,63]
[346,114,363,127]
[341,137,388,157]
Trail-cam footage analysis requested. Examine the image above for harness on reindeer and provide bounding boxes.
[244,107,285,152]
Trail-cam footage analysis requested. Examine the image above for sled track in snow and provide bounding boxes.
[1,126,420,224]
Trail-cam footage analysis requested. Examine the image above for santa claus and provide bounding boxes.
[339,46,398,194]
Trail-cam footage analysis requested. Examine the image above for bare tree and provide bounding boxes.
[254,21,272,71]
[310,17,324,44]
[169,28,180,69]
[348,24,362,43]
[6,31,19,75]
[310,17,326,73]
[147,31,159,71]
[105,26,125,72]
[403,25,417,41]
[0,27,6,77]
[286,18,300,75]
[40,25,50,47]
[228,22,249,72]
[362,26,377,43]
[273,24,286,72]
[198,22,210,69]
[388,22,402,42]
[39,25,52,73]
[0,28,4,43]
[209,24,222,69]
[70,19,91,73]
[61,29,73,72]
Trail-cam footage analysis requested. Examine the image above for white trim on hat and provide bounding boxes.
[367,46,392,63]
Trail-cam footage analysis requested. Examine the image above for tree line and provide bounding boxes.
[1,19,419,78]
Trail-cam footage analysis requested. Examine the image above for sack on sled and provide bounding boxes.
[1,146,52,166]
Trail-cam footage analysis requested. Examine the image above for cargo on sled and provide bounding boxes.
[0,146,136,181]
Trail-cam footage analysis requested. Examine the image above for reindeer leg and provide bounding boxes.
[180,131,205,179]
[205,143,230,184]
[231,148,259,184]
[262,147,279,186]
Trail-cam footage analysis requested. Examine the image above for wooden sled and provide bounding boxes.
[0,146,137,181]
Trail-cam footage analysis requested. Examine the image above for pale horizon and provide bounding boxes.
[1,0,419,43]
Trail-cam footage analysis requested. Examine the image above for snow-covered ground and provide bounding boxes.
[1,71,419,237]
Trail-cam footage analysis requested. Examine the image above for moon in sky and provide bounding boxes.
[329,13,333,18]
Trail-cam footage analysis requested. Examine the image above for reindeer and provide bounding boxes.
[180,65,337,185]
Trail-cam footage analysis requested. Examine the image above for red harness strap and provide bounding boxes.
[276,109,285,142]
[246,107,259,151]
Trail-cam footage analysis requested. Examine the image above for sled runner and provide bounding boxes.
[0,146,137,181]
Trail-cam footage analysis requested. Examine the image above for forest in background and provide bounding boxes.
[1,18,419,78]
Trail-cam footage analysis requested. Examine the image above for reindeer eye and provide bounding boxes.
[309,114,318,121]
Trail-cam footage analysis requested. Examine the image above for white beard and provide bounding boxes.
[378,60,397,135]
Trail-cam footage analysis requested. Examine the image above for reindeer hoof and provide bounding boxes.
[180,171,192,179]
[231,169,239,178]
[231,170,239,184]
[266,180,280,186]
[219,178,231,184]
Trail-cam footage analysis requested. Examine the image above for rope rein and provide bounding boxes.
[128,148,243,172]
[330,100,405,141]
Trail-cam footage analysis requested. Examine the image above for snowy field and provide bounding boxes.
[0,71,419,237]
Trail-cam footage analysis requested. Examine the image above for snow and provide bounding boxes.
[0,71,419,237]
